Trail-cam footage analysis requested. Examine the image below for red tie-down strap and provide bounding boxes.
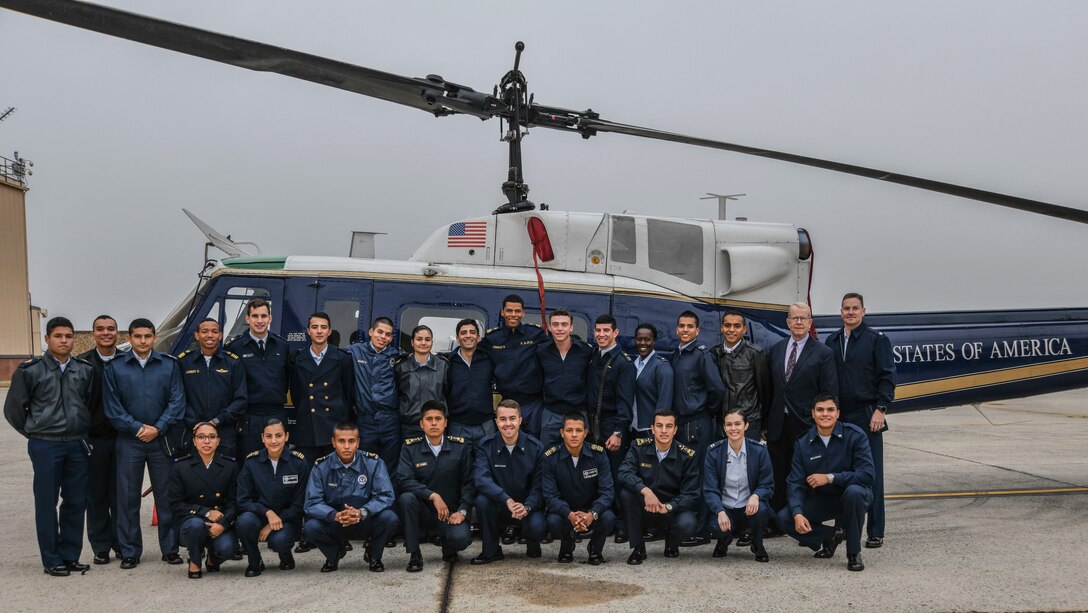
[527,217,554,334]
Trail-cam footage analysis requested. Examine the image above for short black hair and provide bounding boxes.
[721,310,746,325]
[333,422,360,435]
[496,398,521,414]
[501,294,524,309]
[128,318,156,334]
[192,421,219,437]
[371,316,394,330]
[261,418,286,434]
[842,292,865,307]
[196,317,219,329]
[561,412,587,430]
[677,311,699,327]
[652,408,676,423]
[594,314,617,330]
[308,312,331,327]
[421,400,448,418]
[812,393,839,409]
[92,315,117,328]
[455,318,480,335]
[246,299,271,315]
[635,322,658,339]
[410,324,433,339]
[45,316,74,336]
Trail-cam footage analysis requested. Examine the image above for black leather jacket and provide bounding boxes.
[710,340,772,423]
[4,355,93,440]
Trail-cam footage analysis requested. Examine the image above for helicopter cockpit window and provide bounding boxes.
[399,306,487,354]
[610,215,637,264]
[647,219,703,285]
[223,288,272,342]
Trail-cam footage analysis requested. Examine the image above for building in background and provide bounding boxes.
[1,152,35,382]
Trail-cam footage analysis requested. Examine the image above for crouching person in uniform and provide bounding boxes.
[397,401,475,572]
[169,422,238,579]
[704,409,774,562]
[471,399,547,564]
[775,394,874,572]
[303,422,397,572]
[236,418,310,576]
[542,413,615,565]
[618,409,700,564]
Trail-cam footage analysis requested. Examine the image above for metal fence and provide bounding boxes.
[0,153,29,185]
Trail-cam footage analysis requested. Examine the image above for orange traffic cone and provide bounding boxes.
[151,504,158,526]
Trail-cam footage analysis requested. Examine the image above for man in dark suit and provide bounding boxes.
[765,303,837,511]
[288,312,355,463]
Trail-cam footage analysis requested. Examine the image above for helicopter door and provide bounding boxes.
[606,215,716,298]
[313,278,373,349]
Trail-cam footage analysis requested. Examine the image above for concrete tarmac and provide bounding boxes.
[2,388,1086,612]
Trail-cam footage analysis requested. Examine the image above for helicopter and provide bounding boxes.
[3,0,1087,412]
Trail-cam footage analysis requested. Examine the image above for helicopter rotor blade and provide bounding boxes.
[0,0,502,118]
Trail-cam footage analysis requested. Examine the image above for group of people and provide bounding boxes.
[4,291,894,578]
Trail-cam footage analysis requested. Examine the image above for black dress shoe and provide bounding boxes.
[525,542,542,558]
[713,540,729,558]
[753,547,769,563]
[369,559,385,572]
[406,551,423,573]
[320,560,338,573]
[613,527,628,544]
[736,530,753,548]
[279,552,296,570]
[205,556,221,572]
[63,560,90,573]
[556,551,574,563]
[626,545,645,565]
[470,551,505,565]
[93,552,111,565]
[162,553,183,565]
[865,537,883,549]
[294,540,315,554]
[540,534,554,544]
[679,535,710,547]
[643,529,663,543]
[43,566,70,577]
[119,557,139,570]
[344,542,354,551]
[442,550,459,563]
[187,566,202,579]
[847,553,865,571]
[586,552,605,566]
[663,546,679,558]
[814,527,845,559]
[385,537,398,548]
[244,561,265,577]
[231,550,244,561]
[501,525,518,545]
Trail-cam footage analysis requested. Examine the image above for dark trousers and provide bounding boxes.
[243,408,287,456]
[710,503,773,549]
[448,420,496,450]
[177,516,235,566]
[775,484,872,555]
[359,410,402,477]
[517,399,543,440]
[398,493,473,554]
[235,511,300,567]
[547,509,616,556]
[618,488,697,549]
[86,435,119,556]
[867,430,885,538]
[745,418,762,442]
[590,416,627,520]
[302,510,398,564]
[28,438,89,567]
[768,413,807,511]
[677,414,714,532]
[474,494,546,558]
[115,437,176,559]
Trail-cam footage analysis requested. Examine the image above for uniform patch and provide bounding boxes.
[634,438,652,446]
[590,444,605,453]
[357,474,368,487]
[446,435,465,444]
[242,353,255,358]
[415,462,428,468]
[215,368,229,373]
[809,455,822,461]
[282,474,298,485]
[640,463,652,468]
[544,446,557,457]
[184,369,200,375]
[582,468,599,479]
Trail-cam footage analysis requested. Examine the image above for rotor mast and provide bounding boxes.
[494,42,535,215]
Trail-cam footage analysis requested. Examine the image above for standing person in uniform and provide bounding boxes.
[397,401,475,572]
[5,317,94,577]
[766,303,838,512]
[169,422,238,579]
[78,314,125,565]
[303,422,399,573]
[711,311,771,440]
[535,310,594,450]
[104,318,186,569]
[631,323,673,438]
[775,394,874,572]
[444,319,496,447]
[394,325,449,441]
[672,310,725,546]
[703,409,774,562]
[542,413,615,565]
[617,409,700,564]
[825,292,895,549]
[226,299,291,457]
[289,312,355,462]
[236,418,310,576]
[479,295,546,437]
[348,316,402,474]
[470,399,547,564]
[586,315,635,541]
[177,318,247,460]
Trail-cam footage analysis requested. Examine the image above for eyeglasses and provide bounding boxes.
[787,317,811,322]
[195,434,219,441]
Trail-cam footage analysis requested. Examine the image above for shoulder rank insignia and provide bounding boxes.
[696,344,707,351]
[634,437,652,446]
[544,446,557,457]
[590,444,605,453]
[404,436,424,445]
[291,450,307,460]
[246,450,261,458]
[657,355,669,362]
[707,440,724,451]
[226,351,240,359]
[677,443,696,457]
[176,350,188,359]
[622,352,633,362]
[173,454,193,463]
[446,435,466,444]
[362,451,380,459]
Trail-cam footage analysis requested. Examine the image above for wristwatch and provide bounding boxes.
[665,503,674,513]
[591,511,599,521]
[827,473,835,484]
[877,406,888,413]
[360,508,369,520]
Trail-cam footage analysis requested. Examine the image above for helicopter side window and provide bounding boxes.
[647,219,703,285]
[399,306,487,354]
[610,215,637,264]
[322,300,360,348]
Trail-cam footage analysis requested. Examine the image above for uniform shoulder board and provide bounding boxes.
[676,443,696,457]
[18,357,41,368]
[392,355,406,366]
[361,451,380,459]
[160,353,179,361]
[622,352,633,362]
[543,446,557,457]
[757,439,768,446]
[291,450,307,460]
[446,435,466,444]
[71,355,92,366]
[176,350,188,359]
[590,443,605,453]
[225,351,240,360]
[404,436,424,445]
[707,439,725,451]
[656,355,670,363]
[246,450,261,459]
[313,453,329,465]
[528,322,540,328]
[634,437,652,446]
[696,344,707,351]
[173,454,193,463]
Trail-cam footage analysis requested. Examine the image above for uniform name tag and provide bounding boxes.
[494,464,507,468]
[415,462,428,468]
[242,353,254,358]
[282,474,298,485]
[582,468,598,479]
[185,369,199,375]
[327,482,338,488]
[640,463,652,468]
[809,455,822,461]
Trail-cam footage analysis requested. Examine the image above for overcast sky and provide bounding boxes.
[1,0,1085,328]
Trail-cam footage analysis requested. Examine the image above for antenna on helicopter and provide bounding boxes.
[493,42,537,216]
[701,193,746,220]
[0,107,15,125]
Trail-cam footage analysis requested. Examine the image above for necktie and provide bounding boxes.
[785,342,798,382]
[258,339,265,354]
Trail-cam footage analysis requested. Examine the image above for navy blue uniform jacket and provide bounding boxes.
[480,323,546,404]
[542,443,613,517]
[787,422,874,518]
[226,333,290,409]
[702,439,775,515]
[618,438,701,512]
[177,349,247,429]
[671,342,725,422]
[473,432,544,510]
[237,448,310,525]
[288,347,355,447]
[824,321,896,429]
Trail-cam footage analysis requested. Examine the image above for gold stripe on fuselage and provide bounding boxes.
[895,356,1088,401]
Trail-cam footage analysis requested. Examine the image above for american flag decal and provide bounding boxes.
[447,221,487,248]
